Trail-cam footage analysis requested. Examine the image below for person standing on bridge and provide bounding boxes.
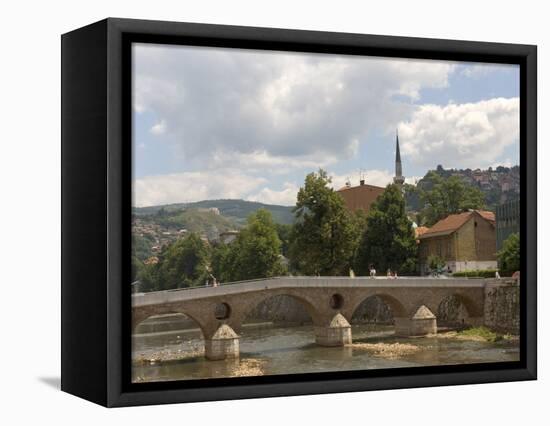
[209,273,219,287]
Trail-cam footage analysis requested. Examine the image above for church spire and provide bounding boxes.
[393,129,405,188]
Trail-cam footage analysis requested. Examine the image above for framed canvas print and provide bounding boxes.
[61,18,537,407]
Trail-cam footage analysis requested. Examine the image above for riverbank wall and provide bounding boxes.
[483,279,520,334]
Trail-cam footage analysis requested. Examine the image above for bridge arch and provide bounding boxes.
[132,305,208,339]
[231,292,321,333]
[435,293,482,326]
[348,293,408,323]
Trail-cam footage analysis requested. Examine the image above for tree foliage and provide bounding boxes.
[497,233,520,273]
[354,184,417,275]
[155,233,210,290]
[289,169,357,275]
[136,262,160,293]
[427,254,445,272]
[212,209,286,282]
[132,234,154,261]
[275,223,292,257]
[419,172,485,226]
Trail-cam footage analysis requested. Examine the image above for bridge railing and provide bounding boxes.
[133,275,490,296]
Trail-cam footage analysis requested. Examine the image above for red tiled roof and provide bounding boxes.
[419,210,495,239]
[478,210,495,222]
[336,183,384,192]
[415,226,429,238]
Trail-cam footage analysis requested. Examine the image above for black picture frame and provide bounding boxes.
[61,17,537,407]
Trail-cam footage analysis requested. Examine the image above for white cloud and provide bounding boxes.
[247,182,299,206]
[132,45,519,207]
[209,149,337,174]
[405,176,422,186]
[398,97,519,169]
[150,119,167,135]
[133,44,455,168]
[329,169,395,190]
[133,170,266,207]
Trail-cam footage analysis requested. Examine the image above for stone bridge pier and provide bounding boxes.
[132,277,487,361]
[203,324,240,360]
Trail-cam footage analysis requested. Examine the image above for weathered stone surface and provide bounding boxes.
[484,279,520,334]
[412,305,436,319]
[245,294,312,325]
[204,324,240,360]
[315,314,352,346]
[395,306,437,336]
[351,296,394,324]
[437,295,470,327]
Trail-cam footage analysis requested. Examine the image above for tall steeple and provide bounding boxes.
[393,129,405,188]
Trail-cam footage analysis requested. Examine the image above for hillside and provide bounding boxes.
[406,165,520,212]
[132,200,296,261]
[133,199,295,225]
[133,209,239,256]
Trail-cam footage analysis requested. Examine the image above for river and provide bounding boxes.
[132,314,519,383]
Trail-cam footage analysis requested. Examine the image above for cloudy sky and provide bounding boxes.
[132,43,519,207]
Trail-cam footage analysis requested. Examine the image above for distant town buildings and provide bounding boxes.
[496,199,520,251]
[417,210,497,274]
[432,165,520,208]
[133,217,209,254]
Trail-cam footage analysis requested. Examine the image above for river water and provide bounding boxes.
[132,314,519,383]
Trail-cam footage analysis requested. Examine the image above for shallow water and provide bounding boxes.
[132,315,519,383]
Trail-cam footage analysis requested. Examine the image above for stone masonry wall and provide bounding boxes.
[484,279,520,334]
[246,295,312,325]
[351,296,394,324]
[247,294,395,325]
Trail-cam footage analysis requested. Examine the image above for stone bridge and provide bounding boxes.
[132,277,487,360]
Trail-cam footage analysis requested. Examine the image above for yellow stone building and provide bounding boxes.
[418,210,497,274]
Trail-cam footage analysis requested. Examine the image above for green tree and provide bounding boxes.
[289,169,357,275]
[235,209,286,280]
[275,223,292,257]
[156,233,210,289]
[211,242,237,283]
[131,255,143,282]
[497,233,520,274]
[420,172,485,226]
[350,209,369,271]
[212,209,286,282]
[403,182,421,212]
[427,254,445,273]
[132,234,154,261]
[137,262,159,292]
[354,184,417,275]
